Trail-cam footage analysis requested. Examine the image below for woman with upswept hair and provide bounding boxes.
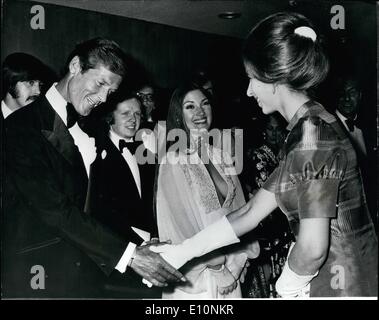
[151,12,378,298]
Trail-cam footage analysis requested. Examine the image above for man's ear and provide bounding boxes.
[68,56,81,75]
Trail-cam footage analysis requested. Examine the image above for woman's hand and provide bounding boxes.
[223,239,259,283]
[218,278,238,295]
[225,252,248,283]
[239,260,250,283]
[243,239,260,259]
[210,265,239,296]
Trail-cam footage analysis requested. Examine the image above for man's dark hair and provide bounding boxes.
[65,38,126,78]
[2,52,45,99]
[190,68,212,90]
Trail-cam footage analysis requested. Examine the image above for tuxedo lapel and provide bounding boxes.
[88,130,157,237]
[39,97,86,172]
[104,136,142,198]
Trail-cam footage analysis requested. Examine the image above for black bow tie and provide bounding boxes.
[345,118,358,132]
[66,103,79,128]
[119,139,140,155]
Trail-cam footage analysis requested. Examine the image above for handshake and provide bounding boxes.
[131,216,260,288]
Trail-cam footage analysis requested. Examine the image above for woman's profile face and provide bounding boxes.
[182,89,212,132]
[244,62,277,115]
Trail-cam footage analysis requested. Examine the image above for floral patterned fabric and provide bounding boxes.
[251,144,279,190]
[242,142,293,298]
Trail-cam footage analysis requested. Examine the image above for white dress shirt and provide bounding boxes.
[1,100,13,119]
[109,128,141,198]
[108,129,155,273]
[45,84,96,176]
[336,110,367,156]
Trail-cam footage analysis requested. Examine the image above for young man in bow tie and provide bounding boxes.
[3,38,184,298]
[87,91,162,298]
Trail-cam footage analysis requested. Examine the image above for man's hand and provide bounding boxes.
[130,242,186,287]
[143,237,160,245]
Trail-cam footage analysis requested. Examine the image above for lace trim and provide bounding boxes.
[181,146,236,214]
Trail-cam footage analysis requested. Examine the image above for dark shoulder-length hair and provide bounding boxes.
[154,82,212,218]
[2,52,45,99]
[166,82,212,135]
[166,82,213,151]
[243,12,329,92]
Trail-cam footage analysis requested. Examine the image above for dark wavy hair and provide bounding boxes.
[64,37,126,78]
[2,52,45,99]
[166,82,212,149]
[154,82,212,218]
[243,12,329,91]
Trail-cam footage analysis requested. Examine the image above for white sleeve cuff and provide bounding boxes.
[115,242,137,273]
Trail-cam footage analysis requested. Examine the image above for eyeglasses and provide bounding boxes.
[137,92,155,103]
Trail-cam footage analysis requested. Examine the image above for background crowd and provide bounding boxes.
[1,1,377,299]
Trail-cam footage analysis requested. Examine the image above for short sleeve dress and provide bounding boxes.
[263,100,378,297]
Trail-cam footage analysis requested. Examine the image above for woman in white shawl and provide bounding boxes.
[155,83,259,299]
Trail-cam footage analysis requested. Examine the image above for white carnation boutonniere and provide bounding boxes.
[101,149,107,160]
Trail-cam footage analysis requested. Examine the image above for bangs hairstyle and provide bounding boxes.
[243,12,329,91]
[65,38,126,78]
[2,52,45,99]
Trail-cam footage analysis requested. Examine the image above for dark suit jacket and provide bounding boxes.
[86,126,160,298]
[334,113,377,229]
[2,96,127,298]
[140,120,157,132]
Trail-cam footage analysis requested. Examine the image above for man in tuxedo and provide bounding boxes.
[335,76,367,157]
[335,75,377,230]
[137,84,157,130]
[2,38,184,298]
[1,52,45,119]
[87,91,161,298]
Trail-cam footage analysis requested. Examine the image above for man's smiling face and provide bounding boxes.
[68,60,122,116]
